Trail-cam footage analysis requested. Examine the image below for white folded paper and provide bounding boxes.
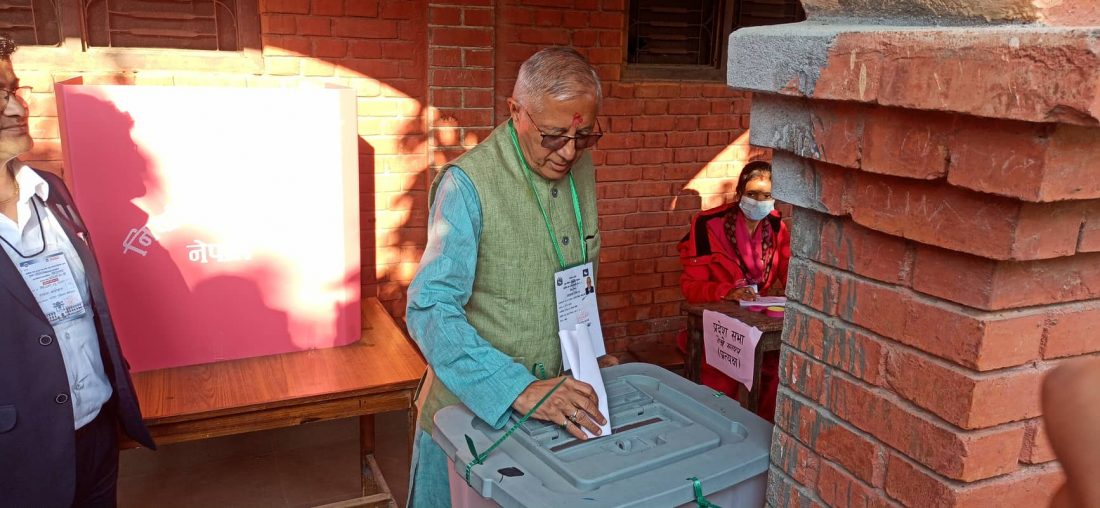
[738,296,787,307]
[558,324,612,438]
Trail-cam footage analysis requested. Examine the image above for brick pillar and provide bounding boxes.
[428,0,496,172]
[728,2,1099,506]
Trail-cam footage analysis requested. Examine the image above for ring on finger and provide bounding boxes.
[570,408,581,421]
[561,417,570,428]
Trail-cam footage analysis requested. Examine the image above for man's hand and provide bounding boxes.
[513,376,607,440]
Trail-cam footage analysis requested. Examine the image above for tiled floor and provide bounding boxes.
[119,410,411,508]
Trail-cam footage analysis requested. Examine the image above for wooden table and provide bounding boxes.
[122,297,427,508]
[681,301,783,413]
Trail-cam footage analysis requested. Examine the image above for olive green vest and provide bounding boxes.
[417,120,601,432]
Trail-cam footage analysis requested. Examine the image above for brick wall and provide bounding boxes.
[730,15,1098,508]
[13,0,763,351]
[428,0,496,169]
[592,81,760,352]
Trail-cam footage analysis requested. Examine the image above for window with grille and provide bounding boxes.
[627,0,806,68]
[4,0,258,52]
[2,1,63,46]
[628,0,722,66]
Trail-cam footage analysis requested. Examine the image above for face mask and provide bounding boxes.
[739,196,775,221]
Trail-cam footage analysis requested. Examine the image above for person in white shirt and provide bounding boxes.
[0,33,154,507]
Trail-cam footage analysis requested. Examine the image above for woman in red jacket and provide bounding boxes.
[677,161,790,422]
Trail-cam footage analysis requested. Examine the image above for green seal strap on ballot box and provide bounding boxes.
[688,477,721,508]
[464,376,567,485]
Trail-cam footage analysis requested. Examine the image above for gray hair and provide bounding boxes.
[512,47,602,112]
[0,34,15,61]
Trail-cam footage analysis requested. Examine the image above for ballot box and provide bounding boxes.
[433,363,771,508]
[54,81,361,372]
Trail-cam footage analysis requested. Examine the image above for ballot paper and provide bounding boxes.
[558,324,612,438]
[738,296,787,307]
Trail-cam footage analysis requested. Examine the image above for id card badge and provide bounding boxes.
[17,251,88,325]
[554,262,607,371]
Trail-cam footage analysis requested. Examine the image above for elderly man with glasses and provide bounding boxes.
[0,34,155,507]
[406,47,615,506]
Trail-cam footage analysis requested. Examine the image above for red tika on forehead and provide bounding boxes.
[572,112,582,127]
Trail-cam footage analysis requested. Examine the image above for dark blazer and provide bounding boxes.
[0,169,155,507]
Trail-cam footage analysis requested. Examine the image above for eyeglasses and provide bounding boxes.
[523,108,603,151]
[1,86,31,109]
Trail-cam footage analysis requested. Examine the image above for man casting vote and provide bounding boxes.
[405,47,616,507]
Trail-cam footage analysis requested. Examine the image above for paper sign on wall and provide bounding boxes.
[702,310,763,390]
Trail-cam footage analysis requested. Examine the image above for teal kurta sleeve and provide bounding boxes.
[406,167,537,429]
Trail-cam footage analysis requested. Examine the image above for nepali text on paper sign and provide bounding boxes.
[702,310,762,391]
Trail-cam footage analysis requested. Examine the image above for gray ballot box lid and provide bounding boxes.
[433,362,773,508]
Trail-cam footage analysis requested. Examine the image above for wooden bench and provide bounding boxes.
[121,297,427,507]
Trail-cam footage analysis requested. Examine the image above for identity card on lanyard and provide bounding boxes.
[18,251,88,325]
[554,261,606,371]
[510,122,607,372]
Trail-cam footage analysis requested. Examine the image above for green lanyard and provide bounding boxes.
[508,120,587,270]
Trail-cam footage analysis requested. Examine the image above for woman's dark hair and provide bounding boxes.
[735,160,772,197]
